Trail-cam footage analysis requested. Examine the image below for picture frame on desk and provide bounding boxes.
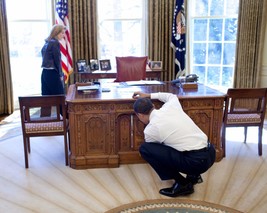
[99,59,111,71]
[77,59,87,72]
[90,59,99,71]
[150,61,162,70]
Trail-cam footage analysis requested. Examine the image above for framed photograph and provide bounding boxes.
[150,61,162,70]
[77,59,87,72]
[99,59,112,71]
[90,59,99,71]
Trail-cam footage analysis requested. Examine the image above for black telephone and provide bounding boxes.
[171,74,199,85]
[185,74,199,82]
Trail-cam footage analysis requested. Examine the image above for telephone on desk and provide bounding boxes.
[184,74,199,82]
[171,74,199,89]
[171,74,199,84]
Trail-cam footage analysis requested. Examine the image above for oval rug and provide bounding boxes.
[105,199,243,213]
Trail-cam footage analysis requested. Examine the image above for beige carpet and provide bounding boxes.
[0,113,267,212]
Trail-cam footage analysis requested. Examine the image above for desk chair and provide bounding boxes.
[19,95,69,168]
[222,88,267,157]
[115,56,148,82]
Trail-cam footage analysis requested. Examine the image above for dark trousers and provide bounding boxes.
[139,142,216,185]
[41,69,65,95]
[41,69,65,116]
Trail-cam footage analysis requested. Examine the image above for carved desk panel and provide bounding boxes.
[66,82,225,169]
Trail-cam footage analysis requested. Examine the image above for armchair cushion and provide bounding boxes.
[25,121,64,133]
[226,113,261,124]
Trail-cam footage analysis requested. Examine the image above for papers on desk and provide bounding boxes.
[123,80,164,86]
[77,84,100,91]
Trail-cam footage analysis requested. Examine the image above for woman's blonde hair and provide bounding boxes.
[45,24,66,41]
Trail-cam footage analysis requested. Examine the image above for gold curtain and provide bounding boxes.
[234,0,267,88]
[147,0,176,81]
[0,0,13,114]
[68,0,98,84]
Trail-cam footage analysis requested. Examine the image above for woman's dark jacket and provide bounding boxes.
[41,38,63,76]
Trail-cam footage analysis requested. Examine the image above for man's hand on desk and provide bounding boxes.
[132,92,151,99]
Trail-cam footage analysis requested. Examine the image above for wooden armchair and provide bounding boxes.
[115,56,148,82]
[222,88,267,157]
[19,95,69,168]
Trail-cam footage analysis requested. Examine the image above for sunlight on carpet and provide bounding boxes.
[0,110,21,141]
[0,109,46,142]
[226,126,267,144]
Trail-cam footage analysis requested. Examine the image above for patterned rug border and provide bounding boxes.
[105,199,243,213]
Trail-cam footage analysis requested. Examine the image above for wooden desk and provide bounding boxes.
[66,82,225,169]
[74,69,164,82]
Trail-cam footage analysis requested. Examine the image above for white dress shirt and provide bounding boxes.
[144,92,208,151]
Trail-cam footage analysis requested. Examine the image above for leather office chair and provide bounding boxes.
[222,88,267,157]
[19,95,69,168]
[115,56,148,82]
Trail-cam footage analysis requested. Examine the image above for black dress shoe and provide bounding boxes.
[186,174,203,185]
[159,182,194,197]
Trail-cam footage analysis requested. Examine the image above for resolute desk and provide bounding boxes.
[66,82,225,169]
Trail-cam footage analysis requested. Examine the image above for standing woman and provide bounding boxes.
[41,24,65,95]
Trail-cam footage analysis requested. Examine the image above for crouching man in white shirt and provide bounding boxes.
[132,92,216,197]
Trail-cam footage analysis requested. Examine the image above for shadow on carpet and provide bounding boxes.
[105,199,243,213]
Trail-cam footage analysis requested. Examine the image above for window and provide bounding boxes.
[97,0,147,68]
[188,0,239,90]
[6,0,52,109]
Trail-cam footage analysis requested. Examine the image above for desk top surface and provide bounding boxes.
[66,82,225,103]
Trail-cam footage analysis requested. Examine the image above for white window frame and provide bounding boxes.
[187,0,239,90]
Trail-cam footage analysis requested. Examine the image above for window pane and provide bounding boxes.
[224,18,238,41]
[9,22,50,102]
[210,0,224,16]
[193,66,206,83]
[226,0,239,15]
[193,19,207,41]
[99,20,142,57]
[8,22,48,58]
[98,0,143,19]
[6,0,50,20]
[208,43,222,64]
[209,19,223,41]
[192,0,208,16]
[223,43,236,65]
[222,67,233,87]
[207,66,220,85]
[97,0,145,67]
[193,43,206,64]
